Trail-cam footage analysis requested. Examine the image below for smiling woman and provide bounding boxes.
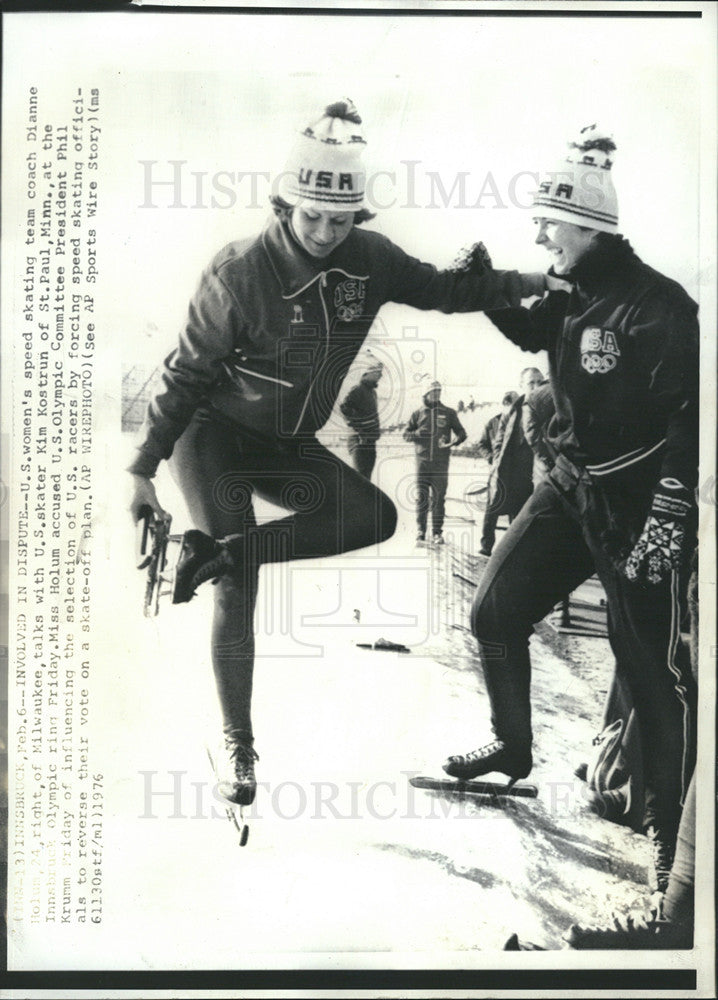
[290,207,355,258]
[530,127,619,275]
[444,121,699,952]
[126,96,548,811]
[533,218,598,275]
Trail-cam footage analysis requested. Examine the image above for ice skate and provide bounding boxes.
[207,735,259,848]
[647,826,676,896]
[442,738,532,785]
[173,530,234,604]
[135,505,182,618]
[409,773,537,799]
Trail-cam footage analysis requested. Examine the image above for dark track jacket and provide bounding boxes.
[129,218,541,477]
[485,238,699,497]
[339,381,380,443]
[477,412,505,464]
[403,401,467,465]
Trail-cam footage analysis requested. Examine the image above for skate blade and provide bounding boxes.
[142,529,182,617]
[206,746,251,847]
[223,801,250,847]
[409,774,538,798]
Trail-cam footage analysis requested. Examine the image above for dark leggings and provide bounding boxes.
[470,479,696,844]
[169,410,397,738]
[347,435,377,480]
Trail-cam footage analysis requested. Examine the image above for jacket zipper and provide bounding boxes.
[290,271,332,436]
[225,362,294,389]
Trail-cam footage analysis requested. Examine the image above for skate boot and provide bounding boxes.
[563,897,692,950]
[432,533,445,545]
[442,739,532,783]
[647,826,676,896]
[416,531,426,546]
[215,732,259,807]
[172,530,234,604]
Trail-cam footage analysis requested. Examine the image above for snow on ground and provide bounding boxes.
[84,434,656,966]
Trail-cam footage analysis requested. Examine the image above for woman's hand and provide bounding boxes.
[128,474,169,524]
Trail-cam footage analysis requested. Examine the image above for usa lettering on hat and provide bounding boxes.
[532,125,619,233]
[281,99,367,211]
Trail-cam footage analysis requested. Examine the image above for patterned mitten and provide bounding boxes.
[624,479,691,585]
[450,241,493,274]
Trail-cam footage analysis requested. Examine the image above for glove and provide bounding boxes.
[624,479,692,585]
[450,241,493,274]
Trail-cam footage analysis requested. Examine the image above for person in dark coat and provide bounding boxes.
[477,390,518,554]
[403,380,467,544]
[443,126,698,904]
[521,378,556,485]
[339,354,384,479]
[479,368,544,555]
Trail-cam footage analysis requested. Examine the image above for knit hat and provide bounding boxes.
[280,99,367,212]
[532,125,618,233]
[419,377,442,401]
[362,351,384,376]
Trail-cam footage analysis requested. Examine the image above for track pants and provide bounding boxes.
[470,474,696,844]
[347,434,377,480]
[170,410,397,739]
[415,459,450,536]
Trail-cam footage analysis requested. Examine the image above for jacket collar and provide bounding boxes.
[262,217,363,298]
[553,234,638,296]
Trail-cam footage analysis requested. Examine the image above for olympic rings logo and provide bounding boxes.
[581,352,617,375]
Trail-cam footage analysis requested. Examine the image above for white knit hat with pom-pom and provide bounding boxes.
[280,99,367,212]
[532,124,618,233]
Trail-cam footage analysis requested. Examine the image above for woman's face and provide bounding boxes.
[291,206,354,258]
[533,218,597,274]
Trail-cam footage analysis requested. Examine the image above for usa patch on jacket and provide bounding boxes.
[580,326,621,374]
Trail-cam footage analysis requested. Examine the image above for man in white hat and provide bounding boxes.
[339,353,384,480]
[404,379,467,545]
[444,126,698,930]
